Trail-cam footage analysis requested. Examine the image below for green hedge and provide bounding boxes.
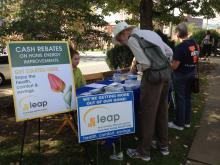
[106,45,134,70]
[190,29,220,56]
[190,29,220,46]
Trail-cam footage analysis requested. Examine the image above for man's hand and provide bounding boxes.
[171,60,180,70]
[130,57,138,74]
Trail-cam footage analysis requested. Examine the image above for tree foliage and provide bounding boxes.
[1,0,219,47]
[0,0,111,50]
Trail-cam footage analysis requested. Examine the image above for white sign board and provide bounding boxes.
[8,41,76,122]
[77,91,135,143]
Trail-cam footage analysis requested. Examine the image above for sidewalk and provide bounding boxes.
[187,58,220,165]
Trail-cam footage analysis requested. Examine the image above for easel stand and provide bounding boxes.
[19,118,41,164]
[56,112,78,137]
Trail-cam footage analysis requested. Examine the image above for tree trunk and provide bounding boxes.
[140,0,153,30]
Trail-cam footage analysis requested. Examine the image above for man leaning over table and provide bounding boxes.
[113,22,173,162]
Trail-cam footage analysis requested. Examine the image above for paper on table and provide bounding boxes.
[85,83,107,89]
[80,92,92,96]
[109,82,121,86]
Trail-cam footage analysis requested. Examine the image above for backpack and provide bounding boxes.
[130,34,171,83]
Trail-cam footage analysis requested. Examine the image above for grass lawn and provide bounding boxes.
[0,63,212,165]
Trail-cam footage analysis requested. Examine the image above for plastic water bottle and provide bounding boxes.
[116,66,121,75]
[113,66,121,82]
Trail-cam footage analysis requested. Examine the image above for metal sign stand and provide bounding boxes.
[19,118,41,165]
[82,142,95,165]
[109,137,123,162]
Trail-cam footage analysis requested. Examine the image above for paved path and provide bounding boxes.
[187,58,220,165]
[79,61,110,74]
[79,53,110,74]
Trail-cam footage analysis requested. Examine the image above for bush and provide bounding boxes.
[190,30,206,44]
[106,45,134,70]
[191,29,220,47]
[191,29,220,56]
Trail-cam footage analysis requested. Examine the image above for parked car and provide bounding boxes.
[0,55,10,85]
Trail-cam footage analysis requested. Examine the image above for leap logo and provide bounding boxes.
[30,101,47,109]
[19,96,47,111]
[23,103,29,111]
[88,117,96,127]
[83,106,120,128]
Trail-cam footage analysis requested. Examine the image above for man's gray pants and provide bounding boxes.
[137,70,169,156]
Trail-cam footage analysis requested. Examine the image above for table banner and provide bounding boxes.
[77,91,135,143]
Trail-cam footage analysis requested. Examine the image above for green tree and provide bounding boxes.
[0,0,111,49]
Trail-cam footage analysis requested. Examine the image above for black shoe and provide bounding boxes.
[126,148,151,161]
[151,141,170,156]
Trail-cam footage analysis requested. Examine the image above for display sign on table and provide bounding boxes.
[77,91,135,143]
[8,41,76,122]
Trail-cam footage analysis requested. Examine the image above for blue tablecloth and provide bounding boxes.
[76,80,140,145]
[76,80,140,111]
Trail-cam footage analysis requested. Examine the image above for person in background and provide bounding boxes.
[69,47,86,89]
[113,22,173,162]
[201,30,214,60]
[169,23,199,131]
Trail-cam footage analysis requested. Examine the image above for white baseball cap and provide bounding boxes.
[113,22,134,39]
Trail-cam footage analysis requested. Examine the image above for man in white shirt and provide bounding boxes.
[113,22,173,162]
